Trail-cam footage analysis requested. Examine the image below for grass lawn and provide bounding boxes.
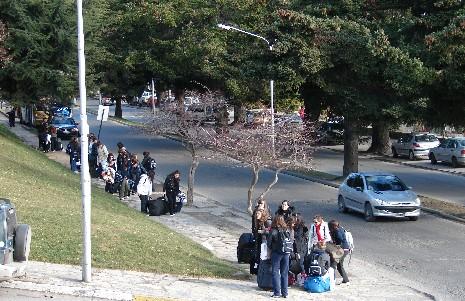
[0,124,238,278]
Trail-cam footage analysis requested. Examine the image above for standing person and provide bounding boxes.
[107,153,117,171]
[251,199,271,273]
[43,131,51,153]
[141,151,157,173]
[293,213,309,274]
[88,135,98,176]
[308,215,331,251]
[163,170,180,216]
[50,126,58,151]
[66,137,80,173]
[137,170,155,214]
[96,141,109,173]
[7,108,15,127]
[275,200,295,222]
[267,215,292,298]
[129,157,143,194]
[328,220,350,284]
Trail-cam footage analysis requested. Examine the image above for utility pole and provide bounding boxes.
[76,0,92,283]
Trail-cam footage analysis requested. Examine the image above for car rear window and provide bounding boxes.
[415,135,438,142]
[365,175,408,192]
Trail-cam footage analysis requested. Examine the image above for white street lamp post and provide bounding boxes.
[217,24,275,156]
[76,0,92,282]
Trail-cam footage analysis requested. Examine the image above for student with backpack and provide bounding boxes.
[267,215,293,298]
[328,220,350,284]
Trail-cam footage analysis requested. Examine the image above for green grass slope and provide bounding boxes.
[0,124,237,278]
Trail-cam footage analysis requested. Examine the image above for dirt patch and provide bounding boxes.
[420,195,465,220]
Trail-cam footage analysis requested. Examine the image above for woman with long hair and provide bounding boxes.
[267,215,292,298]
[328,219,350,284]
[251,199,271,273]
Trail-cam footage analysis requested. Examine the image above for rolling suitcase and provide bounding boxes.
[148,196,168,216]
[237,233,255,263]
[257,259,273,290]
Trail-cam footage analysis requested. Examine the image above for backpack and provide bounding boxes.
[307,251,330,276]
[343,228,354,252]
[277,230,293,254]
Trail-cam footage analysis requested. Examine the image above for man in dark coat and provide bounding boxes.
[163,170,180,216]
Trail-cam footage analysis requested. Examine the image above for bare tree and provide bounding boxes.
[141,90,225,205]
[213,113,316,215]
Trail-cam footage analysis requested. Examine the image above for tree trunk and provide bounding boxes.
[247,164,260,215]
[174,87,185,110]
[234,103,245,123]
[343,113,359,176]
[368,120,391,155]
[187,144,199,206]
[257,168,283,200]
[114,96,122,118]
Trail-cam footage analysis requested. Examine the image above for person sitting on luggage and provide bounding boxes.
[308,214,331,252]
[251,199,271,273]
[275,200,295,222]
[328,220,350,284]
[267,215,292,298]
[163,170,180,216]
[137,170,155,214]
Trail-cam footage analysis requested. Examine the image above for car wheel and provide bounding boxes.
[452,157,459,168]
[408,150,415,161]
[429,153,437,164]
[338,196,348,213]
[364,203,376,222]
[392,147,398,158]
[13,224,32,262]
[408,216,419,221]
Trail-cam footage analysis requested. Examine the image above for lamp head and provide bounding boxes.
[217,24,231,30]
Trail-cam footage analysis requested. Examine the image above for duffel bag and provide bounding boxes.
[304,275,330,293]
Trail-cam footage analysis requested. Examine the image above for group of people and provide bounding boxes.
[252,199,350,298]
[65,135,182,216]
[38,122,60,153]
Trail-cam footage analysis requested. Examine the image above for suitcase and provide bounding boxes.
[237,233,255,263]
[257,259,273,290]
[148,196,168,216]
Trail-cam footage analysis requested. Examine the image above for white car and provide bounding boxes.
[391,133,440,160]
[338,172,421,222]
[428,137,465,168]
[138,91,156,105]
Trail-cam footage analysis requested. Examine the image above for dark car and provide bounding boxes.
[49,116,80,139]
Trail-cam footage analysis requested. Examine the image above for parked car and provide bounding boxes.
[428,137,465,168]
[391,133,440,160]
[50,104,72,117]
[338,172,421,222]
[0,198,31,265]
[315,122,344,145]
[138,91,156,106]
[49,116,80,139]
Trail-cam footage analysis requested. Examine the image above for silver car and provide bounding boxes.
[338,173,421,222]
[391,133,440,160]
[428,137,465,168]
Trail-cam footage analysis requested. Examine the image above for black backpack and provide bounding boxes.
[306,250,330,276]
[277,230,293,254]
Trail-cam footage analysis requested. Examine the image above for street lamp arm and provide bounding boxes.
[217,24,273,50]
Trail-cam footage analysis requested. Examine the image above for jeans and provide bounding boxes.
[271,252,289,297]
[139,194,149,213]
[331,252,349,283]
[70,156,78,172]
[119,178,129,199]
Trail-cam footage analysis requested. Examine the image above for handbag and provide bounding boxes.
[260,242,271,260]
[326,242,344,262]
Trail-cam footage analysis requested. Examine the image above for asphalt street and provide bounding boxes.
[77,101,465,301]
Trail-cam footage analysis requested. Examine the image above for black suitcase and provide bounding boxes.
[257,259,273,290]
[237,233,255,263]
[148,196,168,216]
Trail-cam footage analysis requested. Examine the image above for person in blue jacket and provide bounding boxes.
[328,219,350,284]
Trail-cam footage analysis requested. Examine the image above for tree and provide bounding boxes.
[213,115,315,215]
[0,0,76,104]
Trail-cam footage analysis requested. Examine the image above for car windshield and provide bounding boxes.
[415,134,438,142]
[52,118,75,125]
[365,175,408,192]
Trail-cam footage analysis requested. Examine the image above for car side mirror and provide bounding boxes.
[355,187,363,192]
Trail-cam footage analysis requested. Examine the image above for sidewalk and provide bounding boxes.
[0,107,434,300]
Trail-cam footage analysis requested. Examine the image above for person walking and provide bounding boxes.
[328,220,350,284]
[267,215,292,298]
[66,137,81,173]
[7,108,15,127]
[163,170,180,216]
[137,170,155,214]
[308,214,331,251]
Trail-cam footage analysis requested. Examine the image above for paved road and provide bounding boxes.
[77,101,465,301]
